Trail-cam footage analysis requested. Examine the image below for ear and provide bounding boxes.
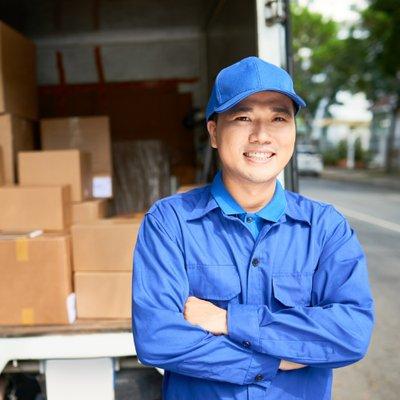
[207,120,218,149]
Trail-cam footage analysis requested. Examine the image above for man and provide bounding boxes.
[132,56,375,400]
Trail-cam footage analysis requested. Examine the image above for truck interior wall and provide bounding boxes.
[0,0,214,107]
[0,0,258,185]
[205,0,257,87]
[38,83,195,167]
[0,1,220,183]
[0,0,257,112]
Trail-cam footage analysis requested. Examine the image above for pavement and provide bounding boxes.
[320,167,400,191]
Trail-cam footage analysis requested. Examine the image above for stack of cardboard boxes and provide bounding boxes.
[0,148,91,325]
[0,22,142,327]
[40,116,113,199]
[0,145,140,325]
[0,22,37,185]
[0,22,63,326]
[72,219,141,319]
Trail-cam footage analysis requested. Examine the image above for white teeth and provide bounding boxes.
[244,152,274,159]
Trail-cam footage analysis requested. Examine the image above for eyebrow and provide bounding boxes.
[227,106,253,114]
[270,106,294,118]
[228,104,294,118]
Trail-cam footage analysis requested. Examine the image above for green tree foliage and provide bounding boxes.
[347,0,400,101]
[322,147,339,166]
[291,1,399,111]
[291,0,400,171]
[337,139,348,160]
[355,0,400,171]
[290,4,353,131]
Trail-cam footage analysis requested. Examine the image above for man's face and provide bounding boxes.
[207,91,296,185]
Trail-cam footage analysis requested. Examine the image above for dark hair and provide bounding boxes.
[291,100,298,115]
[209,113,218,123]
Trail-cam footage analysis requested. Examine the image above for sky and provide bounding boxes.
[297,0,368,22]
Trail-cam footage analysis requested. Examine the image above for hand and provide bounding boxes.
[279,360,307,371]
[184,296,228,335]
[184,297,308,369]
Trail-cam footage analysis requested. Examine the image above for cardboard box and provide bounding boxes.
[0,185,71,231]
[40,116,112,175]
[111,212,145,221]
[92,173,113,198]
[0,22,38,119]
[0,114,35,184]
[75,272,131,319]
[0,147,4,185]
[71,220,140,271]
[0,234,74,325]
[72,199,108,224]
[177,184,204,193]
[18,150,92,202]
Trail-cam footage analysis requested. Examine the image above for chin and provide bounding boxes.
[240,169,279,184]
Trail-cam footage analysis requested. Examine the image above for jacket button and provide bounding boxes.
[255,374,264,382]
[242,340,251,348]
[251,258,260,267]
[246,216,254,223]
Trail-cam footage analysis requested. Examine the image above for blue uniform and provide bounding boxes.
[132,170,375,400]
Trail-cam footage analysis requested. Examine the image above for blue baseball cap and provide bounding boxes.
[206,56,306,121]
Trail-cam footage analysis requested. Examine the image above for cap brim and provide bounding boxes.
[214,88,306,116]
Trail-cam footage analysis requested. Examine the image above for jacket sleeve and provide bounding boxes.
[132,210,281,388]
[227,206,375,369]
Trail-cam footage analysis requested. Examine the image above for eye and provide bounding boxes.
[273,116,286,122]
[235,116,251,122]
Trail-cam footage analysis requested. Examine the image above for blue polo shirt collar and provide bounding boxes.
[210,170,286,223]
[185,171,310,226]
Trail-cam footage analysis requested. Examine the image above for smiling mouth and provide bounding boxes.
[243,151,276,162]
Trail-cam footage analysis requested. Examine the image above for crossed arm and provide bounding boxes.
[184,296,306,371]
[132,209,374,387]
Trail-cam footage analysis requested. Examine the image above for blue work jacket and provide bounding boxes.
[132,171,375,400]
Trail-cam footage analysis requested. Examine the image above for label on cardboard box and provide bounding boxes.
[93,176,112,198]
[67,293,77,324]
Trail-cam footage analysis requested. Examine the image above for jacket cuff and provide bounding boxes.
[243,350,281,388]
[227,303,264,352]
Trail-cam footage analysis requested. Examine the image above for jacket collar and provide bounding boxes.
[283,191,311,226]
[210,170,286,222]
[186,171,311,226]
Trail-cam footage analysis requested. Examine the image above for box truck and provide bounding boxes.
[0,1,296,399]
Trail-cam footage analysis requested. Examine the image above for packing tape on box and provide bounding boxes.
[21,308,35,325]
[15,238,29,261]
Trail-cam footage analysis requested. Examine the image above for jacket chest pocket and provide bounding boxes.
[272,273,313,309]
[186,265,241,309]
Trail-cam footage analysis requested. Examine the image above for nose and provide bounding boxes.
[249,122,272,144]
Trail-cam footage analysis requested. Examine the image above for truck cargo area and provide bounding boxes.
[2,0,259,196]
[0,1,285,399]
